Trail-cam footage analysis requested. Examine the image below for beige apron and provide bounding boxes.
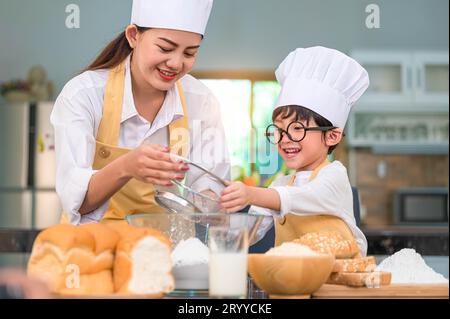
[274,159,359,255]
[61,60,190,224]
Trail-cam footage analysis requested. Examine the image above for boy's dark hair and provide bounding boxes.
[272,105,339,155]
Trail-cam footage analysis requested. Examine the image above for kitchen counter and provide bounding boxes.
[1,251,448,299]
[362,225,449,235]
[5,274,446,299]
[17,281,450,299]
[0,229,39,253]
[1,227,448,298]
[362,226,449,256]
[2,226,448,255]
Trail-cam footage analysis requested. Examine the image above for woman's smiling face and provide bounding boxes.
[274,113,330,171]
[128,27,202,91]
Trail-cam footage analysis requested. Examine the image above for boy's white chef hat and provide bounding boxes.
[131,0,214,36]
[275,46,369,128]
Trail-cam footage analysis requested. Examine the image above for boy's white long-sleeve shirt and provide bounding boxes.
[249,160,367,256]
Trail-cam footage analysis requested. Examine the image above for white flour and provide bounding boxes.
[375,248,448,284]
[266,242,320,256]
[171,237,209,267]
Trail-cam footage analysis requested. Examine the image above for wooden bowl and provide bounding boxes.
[248,254,335,297]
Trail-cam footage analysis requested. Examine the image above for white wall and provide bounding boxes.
[0,0,448,95]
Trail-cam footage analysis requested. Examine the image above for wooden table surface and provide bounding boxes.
[312,283,449,299]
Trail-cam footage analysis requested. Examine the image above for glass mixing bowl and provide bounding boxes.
[126,212,273,294]
[126,212,271,246]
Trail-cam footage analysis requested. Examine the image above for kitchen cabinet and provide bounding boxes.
[347,50,448,153]
[413,52,449,105]
[351,51,413,106]
[346,110,449,153]
[351,50,449,109]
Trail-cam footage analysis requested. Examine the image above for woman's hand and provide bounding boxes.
[220,181,251,213]
[121,144,189,186]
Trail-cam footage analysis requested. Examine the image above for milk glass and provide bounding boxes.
[208,226,249,298]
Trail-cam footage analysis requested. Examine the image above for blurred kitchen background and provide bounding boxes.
[0,0,448,276]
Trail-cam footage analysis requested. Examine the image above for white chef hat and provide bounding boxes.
[131,0,214,36]
[275,46,369,128]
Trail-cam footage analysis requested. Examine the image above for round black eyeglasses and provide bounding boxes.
[265,121,336,144]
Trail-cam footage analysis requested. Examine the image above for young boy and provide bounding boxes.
[220,46,369,256]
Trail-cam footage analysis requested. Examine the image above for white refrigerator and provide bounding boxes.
[0,101,62,229]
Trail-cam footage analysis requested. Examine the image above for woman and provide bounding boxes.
[51,0,230,224]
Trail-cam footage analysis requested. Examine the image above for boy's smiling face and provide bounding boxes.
[274,114,330,172]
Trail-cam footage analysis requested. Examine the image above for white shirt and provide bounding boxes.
[51,56,230,225]
[250,161,368,256]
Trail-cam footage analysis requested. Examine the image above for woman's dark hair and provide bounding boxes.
[84,26,150,72]
[272,105,339,154]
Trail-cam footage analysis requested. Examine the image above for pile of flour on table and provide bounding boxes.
[375,248,448,284]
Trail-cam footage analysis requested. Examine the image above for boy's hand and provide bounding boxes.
[220,181,251,213]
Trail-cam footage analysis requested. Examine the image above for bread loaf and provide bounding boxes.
[294,231,359,259]
[332,256,377,273]
[27,222,174,296]
[113,227,174,295]
[27,224,95,293]
[327,271,392,288]
[105,220,136,238]
[81,223,119,274]
[57,270,115,296]
[27,223,119,295]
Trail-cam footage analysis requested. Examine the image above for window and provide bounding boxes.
[193,71,283,183]
[199,79,252,175]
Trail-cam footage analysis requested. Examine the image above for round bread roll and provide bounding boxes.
[294,231,359,259]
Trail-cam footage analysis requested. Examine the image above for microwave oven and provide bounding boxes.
[394,187,448,225]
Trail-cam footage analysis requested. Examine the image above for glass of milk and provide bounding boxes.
[208,226,249,298]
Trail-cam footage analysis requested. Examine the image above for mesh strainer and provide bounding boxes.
[154,190,201,214]
[155,155,227,214]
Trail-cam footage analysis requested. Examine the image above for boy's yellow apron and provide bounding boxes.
[60,60,190,224]
[274,159,360,256]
